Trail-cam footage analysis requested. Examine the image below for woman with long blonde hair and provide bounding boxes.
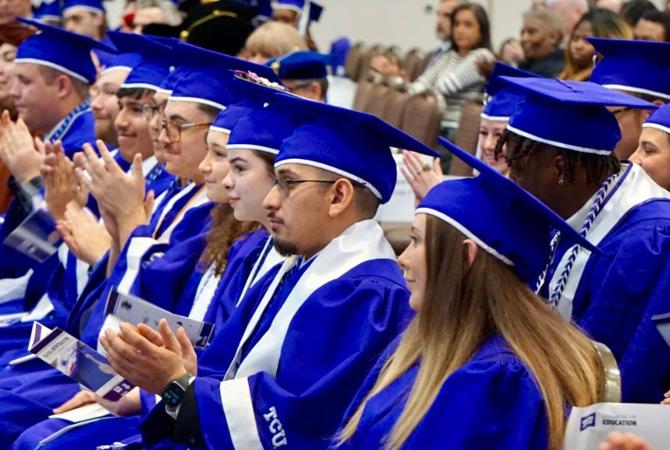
[336,140,605,450]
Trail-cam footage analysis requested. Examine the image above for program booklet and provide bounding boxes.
[3,207,61,262]
[28,322,135,402]
[104,288,215,349]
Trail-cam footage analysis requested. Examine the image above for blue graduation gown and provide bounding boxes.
[10,232,276,449]
[543,165,670,403]
[335,336,548,450]
[142,220,412,449]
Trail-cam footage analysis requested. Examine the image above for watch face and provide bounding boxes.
[163,382,186,408]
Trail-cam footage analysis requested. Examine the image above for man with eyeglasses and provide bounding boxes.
[94,93,438,449]
[588,37,670,160]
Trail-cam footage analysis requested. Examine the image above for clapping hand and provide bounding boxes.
[0,110,44,183]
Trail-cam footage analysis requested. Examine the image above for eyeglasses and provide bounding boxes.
[159,120,212,143]
[274,178,335,197]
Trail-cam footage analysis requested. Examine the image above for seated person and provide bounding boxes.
[630,103,670,190]
[336,139,603,450]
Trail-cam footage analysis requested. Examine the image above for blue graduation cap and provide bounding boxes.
[15,18,114,83]
[481,63,536,121]
[268,51,331,80]
[62,0,106,15]
[589,37,670,101]
[421,137,597,283]
[642,103,670,136]
[100,51,142,76]
[108,31,174,91]
[272,93,439,203]
[210,75,288,134]
[227,100,301,154]
[501,77,657,155]
[33,0,62,23]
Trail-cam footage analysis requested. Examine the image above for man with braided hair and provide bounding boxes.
[495,76,670,404]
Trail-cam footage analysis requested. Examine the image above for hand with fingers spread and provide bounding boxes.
[100,319,197,395]
[401,150,443,205]
[74,140,146,220]
[57,201,112,264]
[42,141,85,221]
[0,110,44,183]
[598,432,650,450]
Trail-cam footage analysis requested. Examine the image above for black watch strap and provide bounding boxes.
[161,373,193,409]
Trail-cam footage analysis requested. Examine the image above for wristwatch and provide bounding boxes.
[161,373,194,409]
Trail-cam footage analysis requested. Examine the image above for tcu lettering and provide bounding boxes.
[263,406,288,448]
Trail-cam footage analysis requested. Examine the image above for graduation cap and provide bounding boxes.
[33,0,62,24]
[227,100,301,154]
[588,37,670,101]
[62,0,106,15]
[481,63,536,121]
[15,18,114,83]
[272,93,439,203]
[210,75,288,134]
[421,137,598,283]
[501,76,657,155]
[268,51,331,80]
[107,31,174,91]
[168,42,263,110]
[642,103,670,136]
[100,51,142,76]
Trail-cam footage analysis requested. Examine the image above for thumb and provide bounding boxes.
[131,153,144,181]
[144,190,155,217]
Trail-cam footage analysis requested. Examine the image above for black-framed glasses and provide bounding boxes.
[274,178,335,197]
[159,120,212,143]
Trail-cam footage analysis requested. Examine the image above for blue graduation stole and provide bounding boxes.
[44,99,92,143]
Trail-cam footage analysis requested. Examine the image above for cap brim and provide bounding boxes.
[438,136,600,254]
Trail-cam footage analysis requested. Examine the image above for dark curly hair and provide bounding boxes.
[201,204,259,276]
[495,129,621,185]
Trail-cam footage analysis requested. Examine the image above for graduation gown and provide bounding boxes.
[0,186,211,445]
[141,219,412,450]
[336,335,548,450]
[544,164,670,402]
[10,231,278,450]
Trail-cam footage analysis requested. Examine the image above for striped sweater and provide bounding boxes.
[410,47,494,129]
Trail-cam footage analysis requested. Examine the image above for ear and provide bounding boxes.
[462,239,479,269]
[55,74,73,100]
[327,178,356,218]
[307,81,323,100]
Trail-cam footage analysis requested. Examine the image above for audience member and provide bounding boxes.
[545,0,589,37]
[497,37,524,66]
[633,9,670,41]
[620,0,658,27]
[520,8,566,77]
[243,21,308,64]
[596,0,624,14]
[560,8,632,81]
